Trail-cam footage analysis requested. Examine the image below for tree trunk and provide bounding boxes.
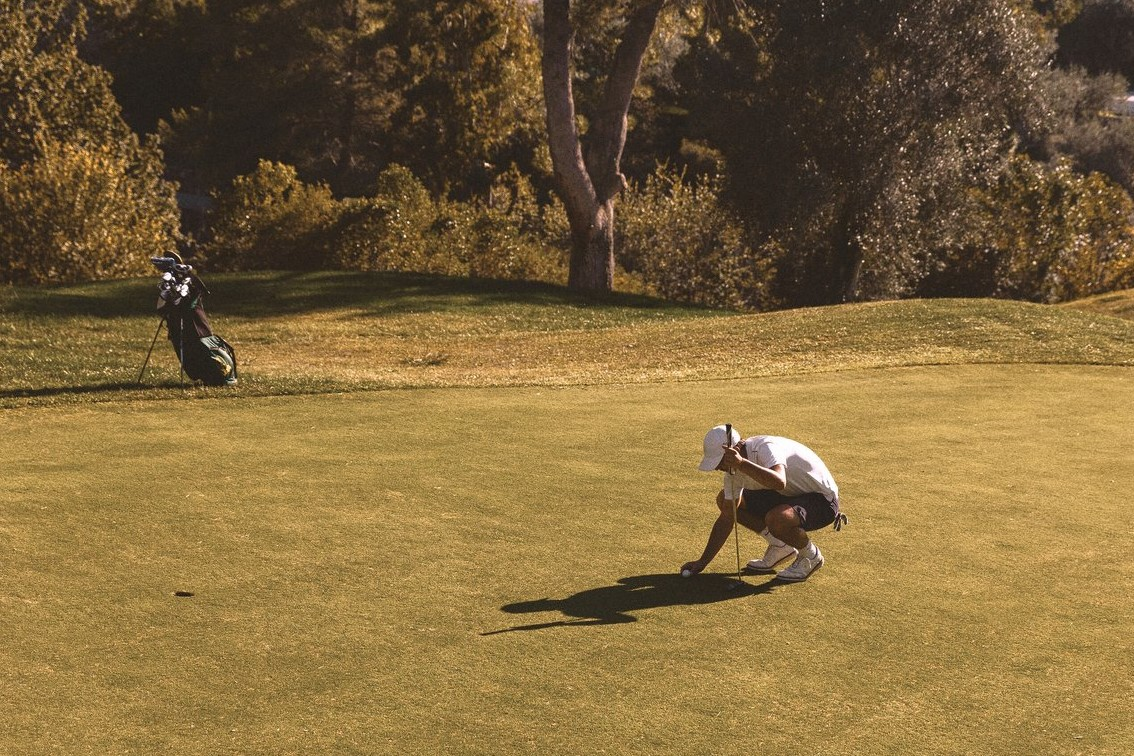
[333,0,360,191]
[541,0,663,292]
[841,250,864,302]
[839,202,868,302]
[568,200,615,290]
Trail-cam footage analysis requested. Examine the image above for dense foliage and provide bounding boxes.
[616,166,773,309]
[0,0,180,284]
[1056,0,1134,83]
[206,160,341,271]
[1,0,1132,308]
[0,138,178,283]
[934,155,1134,302]
[675,0,1059,303]
[206,160,568,283]
[100,0,547,198]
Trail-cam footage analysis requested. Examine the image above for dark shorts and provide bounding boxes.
[739,488,839,532]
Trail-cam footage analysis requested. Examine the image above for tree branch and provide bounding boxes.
[586,0,664,201]
[541,0,597,227]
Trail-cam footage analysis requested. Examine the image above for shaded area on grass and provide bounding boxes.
[0,271,698,320]
[218,271,689,319]
[0,381,146,401]
[0,381,212,401]
[482,573,781,634]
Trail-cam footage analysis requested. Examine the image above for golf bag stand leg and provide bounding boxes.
[137,318,166,384]
[179,314,185,386]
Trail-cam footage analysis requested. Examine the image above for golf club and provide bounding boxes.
[727,423,745,590]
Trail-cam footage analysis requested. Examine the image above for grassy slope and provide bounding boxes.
[2,273,1133,407]
[2,275,1133,754]
[1063,287,1134,321]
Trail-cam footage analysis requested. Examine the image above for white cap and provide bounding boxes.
[698,424,740,472]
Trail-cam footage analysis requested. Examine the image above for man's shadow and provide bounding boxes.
[482,572,780,635]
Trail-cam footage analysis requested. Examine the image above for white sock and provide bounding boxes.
[761,528,787,547]
[800,541,818,559]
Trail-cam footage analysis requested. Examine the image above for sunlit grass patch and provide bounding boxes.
[3,274,1133,752]
[2,365,1131,753]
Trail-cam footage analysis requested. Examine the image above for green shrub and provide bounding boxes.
[616,166,774,310]
[0,138,180,284]
[432,167,566,283]
[207,161,341,270]
[929,155,1134,302]
[332,165,460,274]
[207,162,567,284]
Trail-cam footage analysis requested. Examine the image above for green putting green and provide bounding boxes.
[3,363,1131,753]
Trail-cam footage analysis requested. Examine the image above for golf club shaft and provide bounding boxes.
[733,502,743,584]
[726,423,743,584]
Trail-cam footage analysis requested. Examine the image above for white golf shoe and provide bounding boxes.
[776,547,824,583]
[746,542,798,573]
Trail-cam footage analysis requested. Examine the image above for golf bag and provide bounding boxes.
[152,256,238,386]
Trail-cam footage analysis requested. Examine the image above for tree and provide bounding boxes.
[541,0,665,292]
[81,0,211,137]
[380,0,546,197]
[0,0,180,284]
[156,0,401,196]
[1047,1,1134,196]
[152,0,545,198]
[2,0,134,165]
[1039,67,1134,195]
[1056,0,1134,84]
[677,0,1052,304]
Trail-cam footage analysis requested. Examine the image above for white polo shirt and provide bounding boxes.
[722,435,839,502]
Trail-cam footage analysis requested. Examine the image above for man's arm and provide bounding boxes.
[722,445,787,491]
[681,490,740,575]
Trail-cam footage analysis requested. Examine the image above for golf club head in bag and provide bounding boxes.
[150,256,193,275]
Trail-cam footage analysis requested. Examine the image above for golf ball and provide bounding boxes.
[681,569,692,578]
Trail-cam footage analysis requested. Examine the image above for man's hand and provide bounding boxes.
[719,443,744,472]
[680,559,705,575]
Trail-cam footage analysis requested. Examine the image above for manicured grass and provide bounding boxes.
[2,274,1133,753]
[2,365,1132,753]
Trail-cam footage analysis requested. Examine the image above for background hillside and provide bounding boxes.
[2,274,1132,408]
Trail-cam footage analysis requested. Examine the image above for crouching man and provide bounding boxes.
[681,425,844,583]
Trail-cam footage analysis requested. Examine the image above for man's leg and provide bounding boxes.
[765,503,809,549]
[735,504,766,533]
[767,502,825,582]
[738,500,797,572]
